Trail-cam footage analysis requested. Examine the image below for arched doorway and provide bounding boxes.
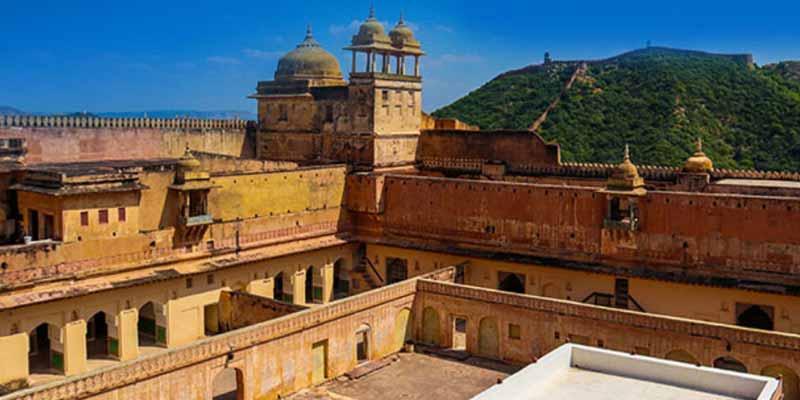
[478,317,499,359]
[274,272,284,302]
[714,356,747,373]
[762,364,800,400]
[452,317,467,350]
[355,324,371,364]
[28,323,61,374]
[86,312,109,359]
[498,272,525,294]
[305,266,315,304]
[332,259,349,300]
[737,305,774,331]
[212,368,244,400]
[138,302,165,347]
[665,349,699,365]
[393,308,412,351]
[422,307,441,346]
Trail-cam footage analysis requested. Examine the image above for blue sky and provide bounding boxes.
[1,0,799,114]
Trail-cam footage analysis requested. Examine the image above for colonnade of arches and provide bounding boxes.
[24,257,353,380]
[26,300,167,377]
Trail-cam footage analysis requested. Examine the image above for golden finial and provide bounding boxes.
[696,137,703,153]
[368,3,376,20]
[624,144,631,162]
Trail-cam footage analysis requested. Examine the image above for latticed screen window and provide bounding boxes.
[118,207,126,222]
[80,211,89,226]
[98,209,109,224]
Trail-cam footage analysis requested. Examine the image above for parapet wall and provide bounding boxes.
[417,130,560,171]
[0,116,256,164]
[416,280,800,375]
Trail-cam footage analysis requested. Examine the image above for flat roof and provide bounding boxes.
[473,345,780,400]
[716,178,800,189]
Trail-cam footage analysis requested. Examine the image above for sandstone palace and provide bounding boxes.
[0,8,799,400]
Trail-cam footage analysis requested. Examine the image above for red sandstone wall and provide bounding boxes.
[416,130,560,169]
[373,174,800,285]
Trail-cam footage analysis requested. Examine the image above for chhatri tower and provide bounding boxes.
[251,7,425,168]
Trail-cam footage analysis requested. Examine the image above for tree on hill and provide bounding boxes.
[433,47,800,172]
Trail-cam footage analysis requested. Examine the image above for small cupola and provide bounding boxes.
[606,144,645,194]
[683,138,713,173]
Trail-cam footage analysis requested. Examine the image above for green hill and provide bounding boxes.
[433,47,800,171]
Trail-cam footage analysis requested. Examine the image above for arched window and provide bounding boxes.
[713,356,747,373]
[737,304,774,331]
[498,272,525,294]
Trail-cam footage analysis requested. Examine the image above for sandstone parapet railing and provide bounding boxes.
[0,115,254,130]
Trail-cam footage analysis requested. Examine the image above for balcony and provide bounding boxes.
[180,214,213,227]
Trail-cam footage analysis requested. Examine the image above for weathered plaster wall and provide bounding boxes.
[0,126,254,164]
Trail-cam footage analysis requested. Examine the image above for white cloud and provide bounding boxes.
[329,20,361,36]
[435,24,455,33]
[207,56,241,65]
[243,49,284,60]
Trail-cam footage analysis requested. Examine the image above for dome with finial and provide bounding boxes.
[607,144,645,192]
[352,6,391,46]
[684,138,714,173]
[177,146,201,170]
[389,13,419,48]
[275,25,343,82]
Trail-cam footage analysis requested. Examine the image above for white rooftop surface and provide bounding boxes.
[715,178,800,189]
[472,345,780,400]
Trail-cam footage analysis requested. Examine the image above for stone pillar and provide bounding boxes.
[62,320,87,376]
[0,333,28,384]
[292,270,306,305]
[365,52,371,72]
[396,56,402,75]
[382,53,388,73]
[414,56,420,77]
[115,309,139,362]
[321,263,334,303]
[352,51,357,73]
[400,56,406,75]
[371,52,377,73]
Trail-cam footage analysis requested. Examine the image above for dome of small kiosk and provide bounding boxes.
[275,26,343,81]
[352,6,390,46]
[177,147,201,170]
[389,14,418,46]
[684,138,714,173]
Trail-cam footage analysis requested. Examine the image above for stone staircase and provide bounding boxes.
[351,257,383,294]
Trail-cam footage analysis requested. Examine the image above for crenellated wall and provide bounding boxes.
[0,116,256,164]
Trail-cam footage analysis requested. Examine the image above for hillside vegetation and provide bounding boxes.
[433,48,800,171]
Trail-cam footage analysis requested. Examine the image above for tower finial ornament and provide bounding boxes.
[696,137,703,153]
[368,3,376,20]
[399,11,405,25]
[306,24,313,39]
[624,144,630,162]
